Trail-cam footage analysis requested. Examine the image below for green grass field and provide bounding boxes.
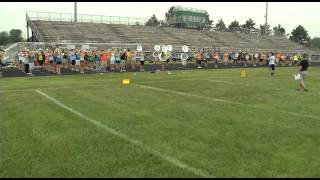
[1,67,320,177]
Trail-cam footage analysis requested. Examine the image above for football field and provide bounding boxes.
[1,67,320,177]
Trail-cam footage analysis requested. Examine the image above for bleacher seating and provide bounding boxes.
[30,20,306,51]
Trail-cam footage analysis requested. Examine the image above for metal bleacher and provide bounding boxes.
[26,11,308,53]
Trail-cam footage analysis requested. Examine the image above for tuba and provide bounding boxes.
[137,44,143,52]
[152,45,161,60]
[159,45,172,62]
[180,45,189,67]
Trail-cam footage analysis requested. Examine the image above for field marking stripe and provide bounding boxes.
[135,84,320,120]
[206,79,296,93]
[35,89,212,178]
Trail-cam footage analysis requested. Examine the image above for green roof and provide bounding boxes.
[172,6,207,14]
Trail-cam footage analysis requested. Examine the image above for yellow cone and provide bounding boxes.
[122,79,130,85]
[240,70,247,77]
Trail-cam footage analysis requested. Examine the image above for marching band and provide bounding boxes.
[10,44,306,76]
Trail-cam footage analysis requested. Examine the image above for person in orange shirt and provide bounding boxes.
[126,49,133,71]
[275,51,281,64]
[101,50,109,72]
[223,51,229,65]
[195,50,202,69]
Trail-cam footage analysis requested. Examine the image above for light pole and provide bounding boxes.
[265,2,268,26]
[74,2,77,23]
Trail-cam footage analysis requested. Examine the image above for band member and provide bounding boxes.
[135,51,145,72]
[110,50,116,71]
[203,48,210,67]
[161,51,171,71]
[37,49,45,68]
[223,51,229,65]
[213,50,219,68]
[126,49,133,71]
[268,52,276,76]
[195,50,202,69]
[120,49,127,72]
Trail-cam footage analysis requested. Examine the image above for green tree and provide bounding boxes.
[165,7,175,23]
[0,31,11,45]
[307,37,320,48]
[204,12,213,29]
[146,14,160,26]
[241,18,256,34]
[215,19,226,32]
[9,29,23,42]
[260,23,271,36]
[273,24,286,37]
[228,20,240,32]
[290,25,310,45]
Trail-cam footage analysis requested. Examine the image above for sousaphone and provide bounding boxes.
[180,45,189,65]
[152,45,161,59]
[137,44,143,52]
[159,45,172,62]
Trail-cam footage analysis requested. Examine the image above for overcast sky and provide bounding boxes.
[0,2,319,39]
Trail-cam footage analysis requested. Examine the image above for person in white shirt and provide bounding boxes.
[268,52,276,76]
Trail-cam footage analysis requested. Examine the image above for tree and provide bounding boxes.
[215,19,226,32]
[146,14,160,26]
[228,20,240,32]
[0,31,11,45]
[260,23,271,36]
[290,25,310,45]
[204,12,213,29]
[242,18,256,34]
[159,20,166,27]
[273,24,286,37]
[165,7,175,23]
[307,37,320,48]
[9,29,23,42]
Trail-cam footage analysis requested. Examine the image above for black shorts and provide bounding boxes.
[38,60,44,65]
[140,61,144,65]
[56,61,62,65]
[270,64,275,70]
[115,61,121,64]
[71,60,76,65]
[49,60,53,64]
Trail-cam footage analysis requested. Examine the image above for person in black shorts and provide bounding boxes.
[298,57,309,92]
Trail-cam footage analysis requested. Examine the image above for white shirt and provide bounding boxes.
[268,55,275,65]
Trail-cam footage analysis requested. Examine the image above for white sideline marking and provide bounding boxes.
[206,79,292,92]
[35,89,212,178]
[135,84,320,120]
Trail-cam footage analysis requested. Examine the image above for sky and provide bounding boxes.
[0,2,319,39]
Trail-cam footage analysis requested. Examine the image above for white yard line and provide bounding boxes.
[35,89,212,178]
[135,84,320,120]
[206,79,294,92]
